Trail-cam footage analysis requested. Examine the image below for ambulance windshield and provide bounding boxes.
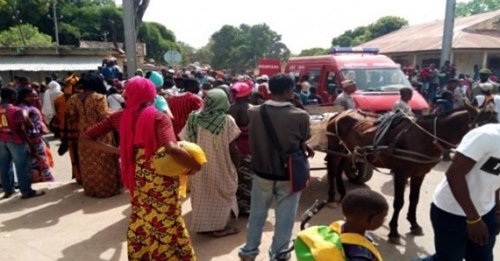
[341,68,411,92]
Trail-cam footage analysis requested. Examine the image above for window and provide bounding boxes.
[307,69,321,88]
[340,68,411,91]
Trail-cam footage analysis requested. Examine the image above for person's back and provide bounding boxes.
[240,74,314,261]
[248,104,309,178]
[169,78,203,136]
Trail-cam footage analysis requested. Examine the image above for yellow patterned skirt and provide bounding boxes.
[127,150,196,261]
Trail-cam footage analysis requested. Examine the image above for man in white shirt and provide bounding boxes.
[422,124,500,261]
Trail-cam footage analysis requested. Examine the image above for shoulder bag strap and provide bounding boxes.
[260,105,283,153]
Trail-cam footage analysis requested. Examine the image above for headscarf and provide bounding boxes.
[119,77,158,192]
[42,80,62,122]
[187,88,230,142]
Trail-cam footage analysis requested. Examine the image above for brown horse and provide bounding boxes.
[325,105,496,244]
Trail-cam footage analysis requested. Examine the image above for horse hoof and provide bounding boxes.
[410,226,424,236]
[388,236,401,245]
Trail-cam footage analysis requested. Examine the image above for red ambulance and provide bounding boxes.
[285,48,429,114]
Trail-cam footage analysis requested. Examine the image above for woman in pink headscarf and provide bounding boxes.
[80,77,201,260]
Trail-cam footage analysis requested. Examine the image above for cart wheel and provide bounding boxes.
[344,162,373,184]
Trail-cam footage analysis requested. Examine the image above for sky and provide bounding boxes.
[115,0,460,54]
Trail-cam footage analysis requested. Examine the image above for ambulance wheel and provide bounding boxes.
[344,162,373,184]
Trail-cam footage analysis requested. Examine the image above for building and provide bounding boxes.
[0,46,122,84]
[358,10,500,76]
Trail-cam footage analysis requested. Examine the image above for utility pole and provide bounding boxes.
[52,1,60,48]
[440,0,456,67]
[11,9,26,47]
[123,0,137,78]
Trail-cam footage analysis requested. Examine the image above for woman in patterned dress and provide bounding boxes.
[17,88,54,182]
[54,74,82,183]
[180,88,241,236]
[67,72,121,197]
[81,76,201,260]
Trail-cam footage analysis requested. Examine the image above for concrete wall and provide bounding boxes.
[453,52,483,76]
[388,50,500,77]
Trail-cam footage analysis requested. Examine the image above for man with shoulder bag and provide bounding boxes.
[239,74,314,261]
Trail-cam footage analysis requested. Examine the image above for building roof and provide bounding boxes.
[359,10,500,54]
[79,40,146,58]
[0,56,103,71]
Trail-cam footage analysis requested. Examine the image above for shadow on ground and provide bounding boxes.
[0,183,128,233]
[58,208,129,261]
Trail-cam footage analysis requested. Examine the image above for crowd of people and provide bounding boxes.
[0,58,499,261]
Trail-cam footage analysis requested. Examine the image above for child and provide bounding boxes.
[392,87,414,116]
[336,188,388,260]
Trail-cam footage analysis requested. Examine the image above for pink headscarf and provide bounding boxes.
[119,77,158,193]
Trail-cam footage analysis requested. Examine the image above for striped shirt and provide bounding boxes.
[85,110,176,146]
[168,92,203,135]
[0,104,25,144]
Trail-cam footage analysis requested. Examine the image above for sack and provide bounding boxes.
[294,221,383,261]
[151,141,207,199]
[284,150,310,193]
[152,141,207,176]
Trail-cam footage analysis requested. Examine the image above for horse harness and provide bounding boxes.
[325,111,461,165]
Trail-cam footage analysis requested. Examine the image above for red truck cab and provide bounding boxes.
[285,48,429,114]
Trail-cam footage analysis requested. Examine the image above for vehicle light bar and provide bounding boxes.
[329,47,379,54]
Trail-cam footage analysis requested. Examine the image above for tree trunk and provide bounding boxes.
[133,0,150,39]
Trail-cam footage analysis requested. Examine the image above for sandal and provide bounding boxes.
[21,190,46,199]
[211,226,240,238]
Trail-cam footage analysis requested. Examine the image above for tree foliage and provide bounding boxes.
[0,24,53,47]
[331,16,408,47]
[138,22,178,63]
[209,23,289,71]
[456,0,500,16]
[0,0,173,63]
[298,47,329,56]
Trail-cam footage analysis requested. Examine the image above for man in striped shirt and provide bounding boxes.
[169,78,204,138]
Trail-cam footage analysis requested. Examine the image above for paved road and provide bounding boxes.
[0,139,498,261]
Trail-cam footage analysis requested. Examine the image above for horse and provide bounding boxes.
[325,104,497,244]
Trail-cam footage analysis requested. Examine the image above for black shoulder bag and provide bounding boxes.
[260,105,310,192]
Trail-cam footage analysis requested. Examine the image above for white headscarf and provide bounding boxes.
[42,80,62,123]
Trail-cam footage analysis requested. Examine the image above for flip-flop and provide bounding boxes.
[211,227,240,238]
[21,190,45,199]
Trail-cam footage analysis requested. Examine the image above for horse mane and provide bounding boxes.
[420,108,465,120]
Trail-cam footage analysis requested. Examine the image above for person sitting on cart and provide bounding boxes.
[335,80,357,110]
[333,188,388,260]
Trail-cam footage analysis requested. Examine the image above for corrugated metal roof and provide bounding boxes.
[0,56,103,71]
[358,10,500,53]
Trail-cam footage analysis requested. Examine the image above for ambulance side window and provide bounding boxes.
[325,72,338,94]
[307,69,321,88]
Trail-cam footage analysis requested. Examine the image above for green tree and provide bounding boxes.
[193,43,214,66]
[367,16,408,38]
[0,24,53,47]
[298,47,329,56]
[209,23,289,71]
[456,0,500,16]
[138,22,178,64]
[331,16,408,47]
